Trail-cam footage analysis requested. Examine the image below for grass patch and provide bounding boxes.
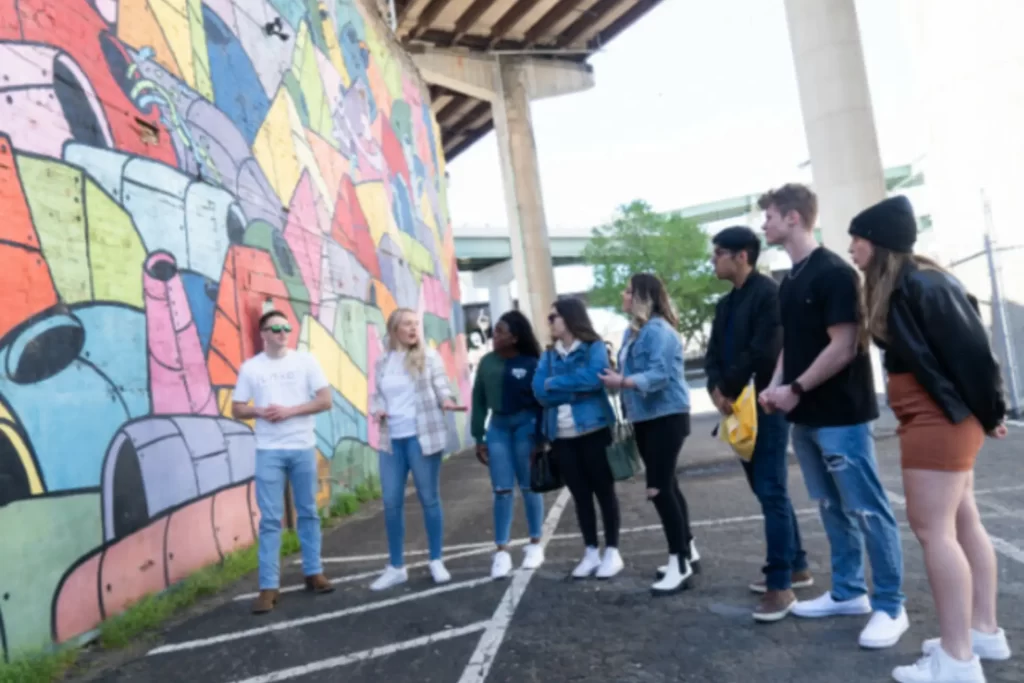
[0,474,385,682]
[0,648,78,683]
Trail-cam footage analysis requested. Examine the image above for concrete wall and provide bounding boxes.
[0,0,469,659]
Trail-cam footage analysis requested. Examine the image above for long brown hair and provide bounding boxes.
[628,273,678,331]
[862,246,948,344]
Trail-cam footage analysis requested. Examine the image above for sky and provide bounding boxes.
[444,0,925,233]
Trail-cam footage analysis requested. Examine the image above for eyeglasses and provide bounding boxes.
[263,324,292,334]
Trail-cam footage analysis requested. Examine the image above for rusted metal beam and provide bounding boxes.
[448,0,492,46]
[487,0,544,48]
[523,0,586,47]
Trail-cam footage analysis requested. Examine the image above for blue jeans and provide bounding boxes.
[486,412,544,545]
[379,437,444,567]
[791,422,905,617]
[742,407,807,590]
[255,448,322,590]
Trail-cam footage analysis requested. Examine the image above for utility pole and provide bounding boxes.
[982,191,1021,418]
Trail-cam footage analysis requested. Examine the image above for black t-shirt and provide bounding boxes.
[779,248,879,426]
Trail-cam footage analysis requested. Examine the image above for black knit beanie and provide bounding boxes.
[848,195,917,253]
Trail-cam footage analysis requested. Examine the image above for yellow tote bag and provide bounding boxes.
[718,384,758,461]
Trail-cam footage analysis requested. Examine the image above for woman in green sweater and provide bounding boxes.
[471,311,546,579]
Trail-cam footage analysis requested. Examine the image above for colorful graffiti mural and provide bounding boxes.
[0,0,470,661]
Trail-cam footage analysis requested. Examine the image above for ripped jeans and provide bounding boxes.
[791,422,905,618]
[486,412,544,546]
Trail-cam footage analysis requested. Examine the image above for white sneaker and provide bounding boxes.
[860,607,910,649]
[651,554,692,595]
[792,591,872,618]
[922,628,1011,661]
[370,565,408,591]
[892,649,986,683]
[521,543,545,570]
[571,547,602,579]
[491,551,513,579]
[429,559,451,584]
[596,547,624,579]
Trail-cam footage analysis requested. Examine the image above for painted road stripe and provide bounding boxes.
[315,539,502,565]
[150,577,492,655]
[224,621,491,683]
[238,545,505,602]
[457,488,572,683]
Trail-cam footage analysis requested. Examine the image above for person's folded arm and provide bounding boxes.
[625,326,674,396]
[543,342,607,393]
[720,287,782,399]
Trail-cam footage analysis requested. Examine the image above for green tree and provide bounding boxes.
[582,200,728,351]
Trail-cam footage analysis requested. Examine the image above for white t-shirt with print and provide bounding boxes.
[233,350,330,450]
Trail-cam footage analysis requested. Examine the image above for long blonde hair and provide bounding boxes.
[385,308,426,375]
[862,246,948,344]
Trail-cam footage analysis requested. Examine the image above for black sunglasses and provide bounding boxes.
[263,324,292,333]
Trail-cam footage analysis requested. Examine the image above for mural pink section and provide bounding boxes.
[143,252,217,416]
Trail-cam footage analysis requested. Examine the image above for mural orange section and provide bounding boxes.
[0,0,470,662]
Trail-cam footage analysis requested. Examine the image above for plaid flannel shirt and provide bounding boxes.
[371,347,454,455]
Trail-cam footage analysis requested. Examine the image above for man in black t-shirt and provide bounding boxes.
[757,184,908,650]
[706,226,810,624]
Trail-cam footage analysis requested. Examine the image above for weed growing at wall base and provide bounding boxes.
[0,482,382,683]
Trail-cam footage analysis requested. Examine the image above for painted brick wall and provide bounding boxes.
[0,0,469,659]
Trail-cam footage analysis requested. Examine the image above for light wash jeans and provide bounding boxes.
[791,422,906,617]
[379,436,443,567]
[486,412,544,546]
[255,448,322,590]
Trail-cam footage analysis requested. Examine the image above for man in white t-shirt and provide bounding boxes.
[232,310,333,614]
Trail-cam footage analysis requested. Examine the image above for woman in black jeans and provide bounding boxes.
[601,274,695,595]
[533,298,622,579]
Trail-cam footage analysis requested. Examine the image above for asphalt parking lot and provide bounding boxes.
[74,412,1024,682]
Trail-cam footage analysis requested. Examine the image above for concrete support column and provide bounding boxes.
[491,57,556,328]
[488,283,513,323]
[783,0,887,251]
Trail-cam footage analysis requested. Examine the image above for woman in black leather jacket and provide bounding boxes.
[848,196,1011,683]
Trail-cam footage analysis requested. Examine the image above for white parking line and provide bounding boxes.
[315,540,503,565]
[151,577,492,655]
[237,546,508,602]
[457,488,572,683]
[250,510,820,601]
[224,621,491,683]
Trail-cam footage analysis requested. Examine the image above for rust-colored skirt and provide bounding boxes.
[887,372,984,472]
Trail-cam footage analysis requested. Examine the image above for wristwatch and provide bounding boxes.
[791,380,805,396]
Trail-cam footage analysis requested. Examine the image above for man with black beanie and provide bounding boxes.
[707,226,812,623]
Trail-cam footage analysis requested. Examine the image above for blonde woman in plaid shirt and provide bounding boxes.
[369,308,465,591]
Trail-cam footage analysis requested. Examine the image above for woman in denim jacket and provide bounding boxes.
[601,274,695,595]
[533,298,623,579]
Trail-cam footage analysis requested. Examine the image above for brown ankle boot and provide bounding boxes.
[753,589,796,623]
[304,573,335,594]
[251,589,279,614]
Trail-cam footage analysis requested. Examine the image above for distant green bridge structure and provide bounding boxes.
[453,164,926,272]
